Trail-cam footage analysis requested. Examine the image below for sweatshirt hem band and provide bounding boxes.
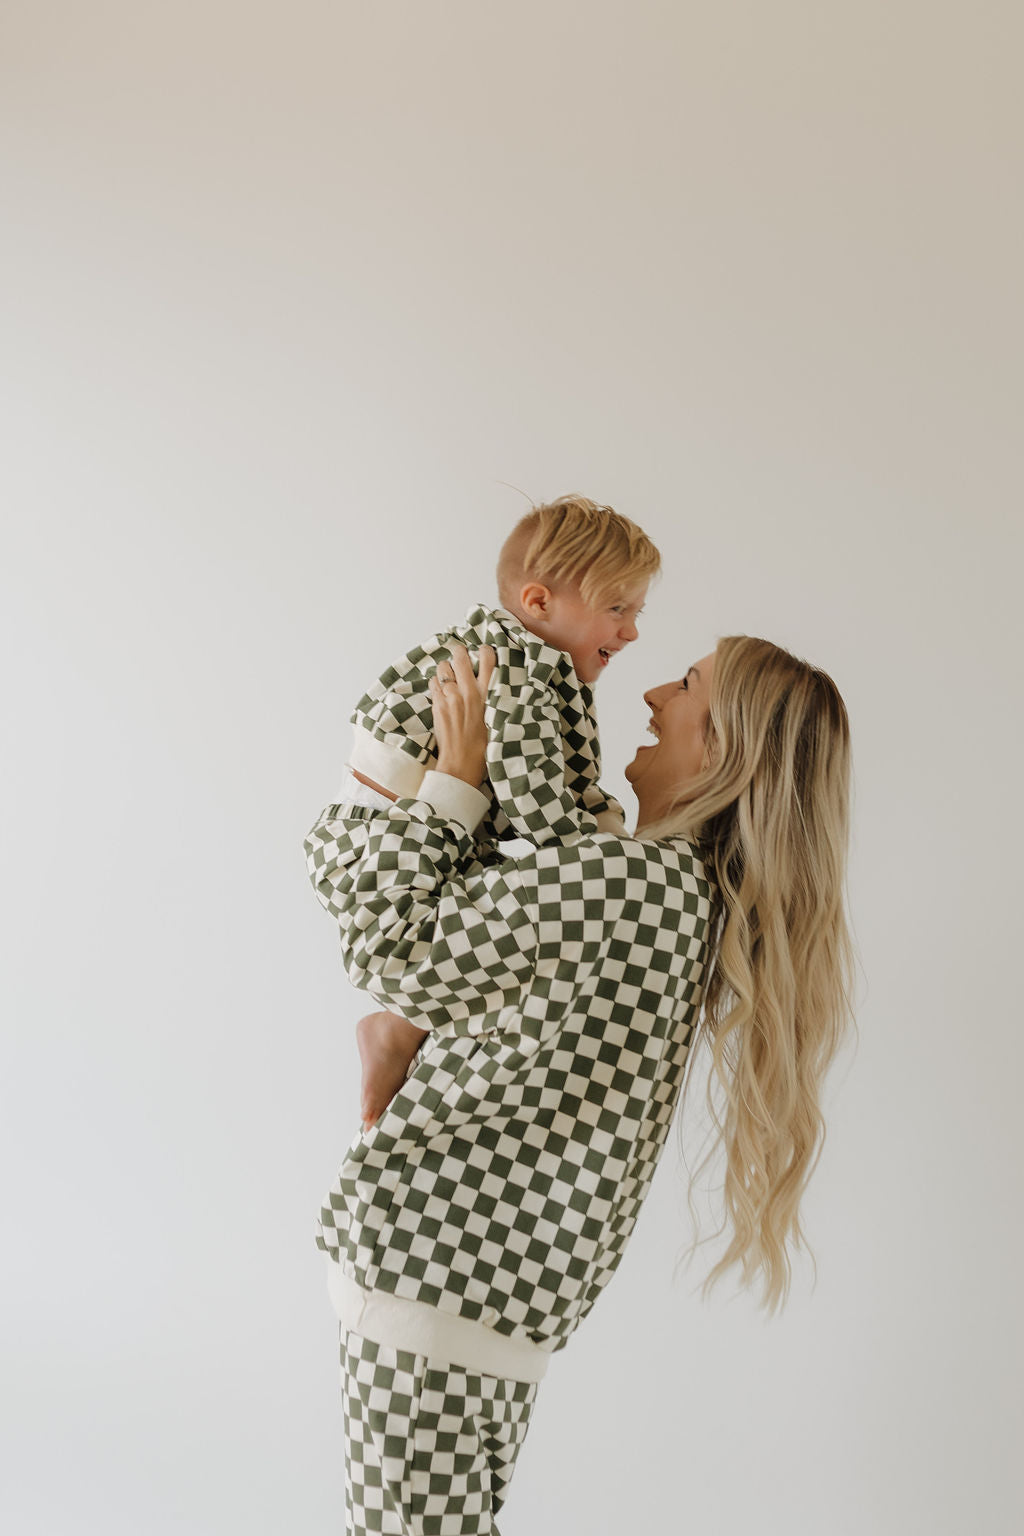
[326,1262,551,1384]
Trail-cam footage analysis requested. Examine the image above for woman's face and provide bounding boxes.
[624,650,717,825]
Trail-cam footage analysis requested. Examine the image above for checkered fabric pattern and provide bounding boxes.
[306,796,714,1355]
[339,1328,538,1535]
[350,604,625,845]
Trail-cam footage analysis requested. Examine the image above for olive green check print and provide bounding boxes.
[350,605,625,847]
[339,1328,537,1535]
[307,799,713,1355]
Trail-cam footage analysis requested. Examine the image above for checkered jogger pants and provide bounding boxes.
[339,1328,540,1535]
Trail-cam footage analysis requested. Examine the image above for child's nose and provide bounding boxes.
[619,615,640,642]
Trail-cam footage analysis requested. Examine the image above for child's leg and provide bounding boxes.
[339,1329,539,1536]
[356,1012,428,1130]
[330,776,425,1129]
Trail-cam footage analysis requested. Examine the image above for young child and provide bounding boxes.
[338,494,660,1128]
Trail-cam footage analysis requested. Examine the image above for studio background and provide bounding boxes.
[3,3,1021,1533]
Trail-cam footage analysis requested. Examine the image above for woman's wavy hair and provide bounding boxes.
[641,636,854,1313]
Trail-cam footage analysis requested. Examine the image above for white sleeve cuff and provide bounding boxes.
[594,807,629,835]
[417,771,491,834]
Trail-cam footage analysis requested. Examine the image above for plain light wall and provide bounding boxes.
[3,2,1021,1532]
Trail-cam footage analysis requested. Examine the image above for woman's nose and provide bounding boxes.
[647,681,681,709]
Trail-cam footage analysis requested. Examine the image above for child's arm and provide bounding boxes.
[578,780,628,834]
[485,684,611,844]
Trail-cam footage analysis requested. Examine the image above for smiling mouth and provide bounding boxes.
[647,719,661,738]
[598,648,614,665]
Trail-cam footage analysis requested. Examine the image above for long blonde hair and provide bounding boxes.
[643,636,854,1313]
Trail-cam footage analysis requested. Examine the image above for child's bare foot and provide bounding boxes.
[356,1011,429,1130]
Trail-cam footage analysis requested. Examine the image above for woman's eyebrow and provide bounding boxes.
[687,666,701,681]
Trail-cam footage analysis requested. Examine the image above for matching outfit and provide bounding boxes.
[347,604,627,846]
[308,607,713,1534]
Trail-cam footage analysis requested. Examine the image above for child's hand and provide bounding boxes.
[355,1011,429,1131]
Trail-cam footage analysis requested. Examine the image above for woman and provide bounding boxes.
[305,636,853,1536]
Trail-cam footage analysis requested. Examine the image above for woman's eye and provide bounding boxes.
[680,678,689,691]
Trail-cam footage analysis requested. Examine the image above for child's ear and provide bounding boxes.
[519,582,554,623]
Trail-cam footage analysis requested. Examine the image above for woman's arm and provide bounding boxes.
[306,646,545,1033]
[305,784,541,1034]
[343,650,492,1096]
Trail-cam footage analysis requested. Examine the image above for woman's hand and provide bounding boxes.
[428,643,496,787]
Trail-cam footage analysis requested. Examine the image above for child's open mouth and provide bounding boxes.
[598,648,612,666]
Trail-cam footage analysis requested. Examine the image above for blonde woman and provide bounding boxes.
[306,636,853,1536]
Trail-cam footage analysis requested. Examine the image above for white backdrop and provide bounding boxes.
[3,3,1021,1532]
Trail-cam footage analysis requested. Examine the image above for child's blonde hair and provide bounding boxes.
[497,494,661,609]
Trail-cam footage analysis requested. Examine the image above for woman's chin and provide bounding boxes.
[625,744,655,783]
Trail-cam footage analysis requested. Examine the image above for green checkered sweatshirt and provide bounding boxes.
[349,605,625,848]
[306,797,714,1356]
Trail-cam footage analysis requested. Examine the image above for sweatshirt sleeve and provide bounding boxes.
[578,780,628,834]
[485,683,602,845]
[304,796,541,1035]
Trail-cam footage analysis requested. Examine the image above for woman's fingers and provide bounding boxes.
[435,644,495,700]
[428,644,492,786]
[446,644,479,686]
[447,644,471,678]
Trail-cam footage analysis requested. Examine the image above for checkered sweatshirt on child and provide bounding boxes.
[348,604,626,845]
[306,780,714,1356]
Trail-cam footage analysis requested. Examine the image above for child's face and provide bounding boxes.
[526,582,648,685]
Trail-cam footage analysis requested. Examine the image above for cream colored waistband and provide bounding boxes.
[326,1263,551,1384]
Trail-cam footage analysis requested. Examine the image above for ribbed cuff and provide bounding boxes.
[417,771,491,834]
[594,807,629,834]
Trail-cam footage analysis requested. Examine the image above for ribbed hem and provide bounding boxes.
[335,768,395,810]
[325,1263,551,1384]
[349,728,430,798]
[339,748,491,836]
